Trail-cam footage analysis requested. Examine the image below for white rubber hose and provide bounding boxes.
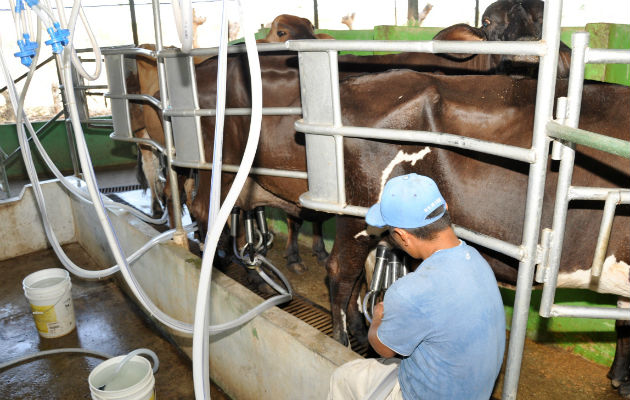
[171,0,193,52]
[192,0,276,397]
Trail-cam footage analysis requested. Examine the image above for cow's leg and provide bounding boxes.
[312,220,330,266]
[347,267,368,345]
[609,314,630,392]
[285,215,307,274]
[327,216,371,346]
[137,142,165,218]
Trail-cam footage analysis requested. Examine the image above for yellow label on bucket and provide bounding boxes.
[31,304,57,333]
[150,391,155,400]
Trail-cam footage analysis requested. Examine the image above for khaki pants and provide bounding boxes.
[328,358,403,400]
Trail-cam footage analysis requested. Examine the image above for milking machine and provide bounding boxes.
[3,0,292,398]
[230,206,275,265]
[363,242,409,323]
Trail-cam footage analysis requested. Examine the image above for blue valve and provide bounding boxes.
[45,22,70,54]
[14,34,38,67]
[15,0,26,13]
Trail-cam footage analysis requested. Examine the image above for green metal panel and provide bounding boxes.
[584,23,630,86]
[1,121,136,180]
[315,29,375,55]
[560,27,582,47]
[605,24,630,86]
[585,23,612,82]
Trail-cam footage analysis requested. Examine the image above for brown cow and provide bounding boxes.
[257,14,317,43]
[183,52,629,393]
[129,16,332,273]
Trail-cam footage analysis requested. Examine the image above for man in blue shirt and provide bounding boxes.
[328,173,505,400]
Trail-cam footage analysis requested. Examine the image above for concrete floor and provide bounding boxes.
[0,243,229,399]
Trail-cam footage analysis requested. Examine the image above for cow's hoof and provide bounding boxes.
[619,381,630,399]
[611,373,629,389]
[288,262,308,275]
[314,252,329,267]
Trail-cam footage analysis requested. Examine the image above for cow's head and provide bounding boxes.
[258,14,317,43]
[481,0,544,41]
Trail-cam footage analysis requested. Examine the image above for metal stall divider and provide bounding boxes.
[290,1,564,399]
[538,31,630,320]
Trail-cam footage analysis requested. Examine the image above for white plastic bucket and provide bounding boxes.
[22,268,75,338]
[88,355,156,400]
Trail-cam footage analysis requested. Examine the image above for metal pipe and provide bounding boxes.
[294,121,535,164]
[547,121,630,159]
[550,305,630,320]
[109,133,165,153]
[540,31,586,319]
[284,39,547,56]
[0,55,55,94]
[54,56,80,177]
[71,84,108,90]
[163,107,302,117]
[453,225,525,262]
[535,228,552,284]
[105,93,163,109]
[370,245,390,293]
[5,110,64,164]
[128,0,139,46]
[230,207,240,238]
[387,252,401,288]
[170,160,308,178]
[569,187,630,202]
[244,210,256,247]
[304,190,527,262]
[502,1,563,398]
[551,97,567,161]
[585,48,630,64]
[328,50,346,207]
[590,192,620,277]
[152,0,186,245]
[101,46,155,57]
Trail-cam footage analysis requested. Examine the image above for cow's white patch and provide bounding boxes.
[354,230,368,239]
[379,147,432,200]
[364,248,377,289]
[340,309,350,348]
[556,255,630,296]
[618,298,630,309]
[357,293,363,313]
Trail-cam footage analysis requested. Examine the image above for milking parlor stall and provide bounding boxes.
[0,0,629,399]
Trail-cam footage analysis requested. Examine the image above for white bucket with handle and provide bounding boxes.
[88,349,159,400]
[22,268,75,338]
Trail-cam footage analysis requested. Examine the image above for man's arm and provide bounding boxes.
[368,302,396,358]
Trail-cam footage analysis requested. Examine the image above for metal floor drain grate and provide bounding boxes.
[99,184,143,194]
[222,263,369,357]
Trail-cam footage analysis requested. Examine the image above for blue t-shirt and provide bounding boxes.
[378,241,505,400]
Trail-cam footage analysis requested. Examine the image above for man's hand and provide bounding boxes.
[368,301,396,358]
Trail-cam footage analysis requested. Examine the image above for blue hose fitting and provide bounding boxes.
[45,22,69,54]
[24,0,39,7]
[14,34,38,67]
[15,0,26,13]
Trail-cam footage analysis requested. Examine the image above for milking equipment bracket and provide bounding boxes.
[296,51,348,212]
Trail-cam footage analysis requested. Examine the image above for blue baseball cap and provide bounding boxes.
[365,174,446,228]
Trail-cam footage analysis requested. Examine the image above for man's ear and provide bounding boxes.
[392,228,409,247]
